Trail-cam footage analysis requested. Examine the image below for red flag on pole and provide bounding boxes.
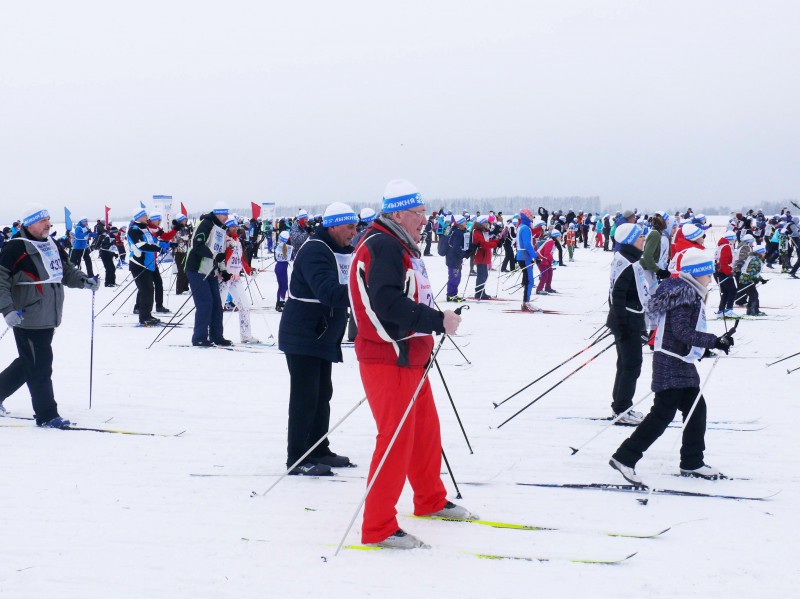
[251,202,261,219]
[181,202,188,218]
[104,205,110,226]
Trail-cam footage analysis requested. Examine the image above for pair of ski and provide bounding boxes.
[0,415,183,437]
[338,514,650,564]
[559,415,766,432]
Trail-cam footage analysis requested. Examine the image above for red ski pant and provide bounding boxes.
[536,260,553,291]
[360,362,447,544]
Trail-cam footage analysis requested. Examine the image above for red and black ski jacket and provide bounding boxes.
[349,219,445,368]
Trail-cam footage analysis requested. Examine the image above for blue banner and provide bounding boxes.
[152,195,172,200]
[64,207,73,231]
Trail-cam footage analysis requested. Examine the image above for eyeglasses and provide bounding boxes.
[404,209,426,218]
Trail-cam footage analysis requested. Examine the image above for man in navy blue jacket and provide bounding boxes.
[279,202,358,476]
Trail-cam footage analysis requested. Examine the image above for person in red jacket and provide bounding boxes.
[714,231,737,316]
[669,223,705,274]
[536,230,560,294]
[349,179,476,550]
[471,215,501,299]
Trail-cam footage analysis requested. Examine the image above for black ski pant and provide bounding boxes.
[131,263,155,323]
[134,264,164,310]
[765,241,778,265]
[554,239,563,265]
[100,251,117,285]
[423,235,432,256]
[174,252,189,294]
[0,327,59,425]
[611,332,642,414]
[745,286,760,315]
[70,248,94,278]
[790,238,800,276]
[715,272,736,312]
[613,387,706,470]
[501,240,516,272]
[285,353,334,467]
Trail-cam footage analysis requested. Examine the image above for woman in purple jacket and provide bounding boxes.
[609,248,736,485]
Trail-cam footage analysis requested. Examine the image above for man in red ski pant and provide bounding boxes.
[349,179,476,549]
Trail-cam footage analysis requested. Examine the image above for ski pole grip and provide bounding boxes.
[454,305,470,315]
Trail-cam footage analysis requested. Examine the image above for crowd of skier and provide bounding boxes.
[0,191,796,549]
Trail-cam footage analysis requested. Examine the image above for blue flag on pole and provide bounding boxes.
[64,207,73,231]
[140,200,146,209]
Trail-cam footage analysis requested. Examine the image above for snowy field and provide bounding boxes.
[1,216,797,598]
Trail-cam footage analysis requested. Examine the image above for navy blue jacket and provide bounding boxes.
[445,227,467,269]
[278,228,352,362]
[649,277,718,392]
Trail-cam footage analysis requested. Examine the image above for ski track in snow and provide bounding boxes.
[0,217,797,598]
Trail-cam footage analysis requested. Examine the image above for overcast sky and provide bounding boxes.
[1,1,798,222]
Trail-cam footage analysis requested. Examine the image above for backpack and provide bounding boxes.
[437,235,448,256]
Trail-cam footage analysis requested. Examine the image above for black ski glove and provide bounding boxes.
[656,269,671,281]
[713,335,734,355]
[759,277,768,284]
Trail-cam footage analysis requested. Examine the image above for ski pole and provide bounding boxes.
[496,341,615,428]
[459,268,473,299]
[434,358,473,453]
[254,394,370,498]
[446,334,471,364]
[639,356,723,506]
[585,323,608,341]
[150,306,195,346]
[111,285,139,317]
[502,265,552,292]
[568,390,656,455]
[89,281,97,409]
[769,349,800,367]
[441,449,462,500]
[494,331,612,409]
[433,280,448,301]
[147,292,195,349]
[95,268,143,317]
[433,301,472,365]
[334,305,468,556]
[787,364,800,375]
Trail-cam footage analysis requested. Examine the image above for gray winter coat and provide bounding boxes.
[0,228,90,329]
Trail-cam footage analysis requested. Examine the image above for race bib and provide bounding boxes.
[210,225,226,254]
[411,257,434,308]
[22,238,63,284]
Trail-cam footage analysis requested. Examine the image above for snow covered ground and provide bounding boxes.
[1,217,797,598]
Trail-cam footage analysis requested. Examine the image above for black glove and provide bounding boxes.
[220,271,232,282]
[656,269,671,281]
[639,331,650,346]
[713,335,734,355]
[535,257,542,265]
[759,277,768,284]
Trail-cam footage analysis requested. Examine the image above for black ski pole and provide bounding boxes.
[89,282,97,409]
[147,293,195,349]
[95,270,142,317]
[433,280,448,301]
[434,358,473,453]
[111,285,139,316]
[767,350,800,367]
[586,322,608,341]
[496,341,615,428]
[441,449,462,500]
[494,331,612,409]
[150,306,195,347]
